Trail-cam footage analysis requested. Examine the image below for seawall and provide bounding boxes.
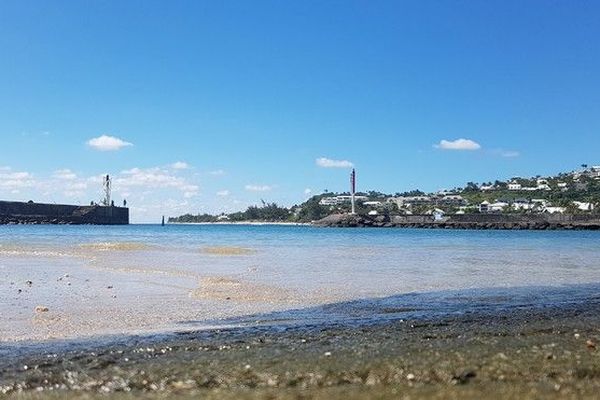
[314,213,600,230]
[0,200,129,225]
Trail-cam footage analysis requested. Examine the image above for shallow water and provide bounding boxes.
[1,224,600,341]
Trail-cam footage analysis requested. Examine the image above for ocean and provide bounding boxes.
[2,224,600,341]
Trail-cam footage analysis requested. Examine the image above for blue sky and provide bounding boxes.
[1,1,599,221]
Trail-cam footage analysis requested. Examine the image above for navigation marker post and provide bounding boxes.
[350,168,356,215]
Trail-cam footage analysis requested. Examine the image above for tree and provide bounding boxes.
[296,197,328,222]
[464,182,479,192]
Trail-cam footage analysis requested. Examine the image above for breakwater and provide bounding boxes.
[314,213,600,230]
[0,200,129,225]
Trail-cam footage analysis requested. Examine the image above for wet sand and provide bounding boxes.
[2,296,600,399]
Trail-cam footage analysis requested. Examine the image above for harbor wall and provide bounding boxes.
[0,201,129,225]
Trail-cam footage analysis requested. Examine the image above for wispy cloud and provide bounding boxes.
[87,135,133,151]
[435,138,481,151]
[316,157,354,168]
[52,169,77,180]
[245,184,272,192]
[170,161,189,170]
[216,190,230,196]
[304,188,312,195]
[117,167,196,193]
[499,150,520,158]
[208,169,226,176]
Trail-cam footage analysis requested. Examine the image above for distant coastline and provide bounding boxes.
[169,164,600,227]
[169,214,600,230]
[169,221,310,226]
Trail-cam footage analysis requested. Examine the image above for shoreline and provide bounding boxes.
[168,221,311,226]
[169,214,600,230]
[2,296,600,399]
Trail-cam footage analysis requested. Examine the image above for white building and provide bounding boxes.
[387,196,432,208]
[319,195,368,206]
[508,182,522,190]
[512,198,534,211]
[573,201,594,211]
[439,195,466,206]
[425,208,445,221]
[479,201,490,213]
[543,206,566,214]
[489,202,509,212]
[536,179,551,191]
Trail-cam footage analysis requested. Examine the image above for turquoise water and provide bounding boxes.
[2,224,600,340]
[4,223,600,288]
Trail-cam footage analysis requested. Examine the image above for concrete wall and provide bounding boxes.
[0,201,129,225]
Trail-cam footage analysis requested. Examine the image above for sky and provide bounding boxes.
[1,1,599,222]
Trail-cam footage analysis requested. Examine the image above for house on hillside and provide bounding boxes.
[479,201,490,213]
[425,208,446,221]
[319,195,368,206]
[438,195,467,206]
[480,200,508,213]
[387,196,432,208]
[536,179,551,191]
[573,201,594,211]
[512,198,534,211]
[543,206,566,214]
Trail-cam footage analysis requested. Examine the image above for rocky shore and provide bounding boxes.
[314,213,600,230]
[0,216,76,225]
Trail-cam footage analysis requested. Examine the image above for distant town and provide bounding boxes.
[170,164,600,224]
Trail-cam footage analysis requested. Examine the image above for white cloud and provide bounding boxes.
[245,184,272,192]
[435,138,481,151]
[53,169,77,180]
[316,157,354,168]
[217,190,230,196]
[209,169,226,176]
[0,168,36,190]
[171,161,189,170]
[117,167,193,191]
[304,188,312,195]
[87,135,133,151]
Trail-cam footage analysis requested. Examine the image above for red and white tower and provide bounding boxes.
[350,168,356,214]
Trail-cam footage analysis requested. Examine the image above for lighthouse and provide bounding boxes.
[350,168,356,215]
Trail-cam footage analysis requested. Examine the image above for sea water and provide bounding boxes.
[1,224,600,341]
